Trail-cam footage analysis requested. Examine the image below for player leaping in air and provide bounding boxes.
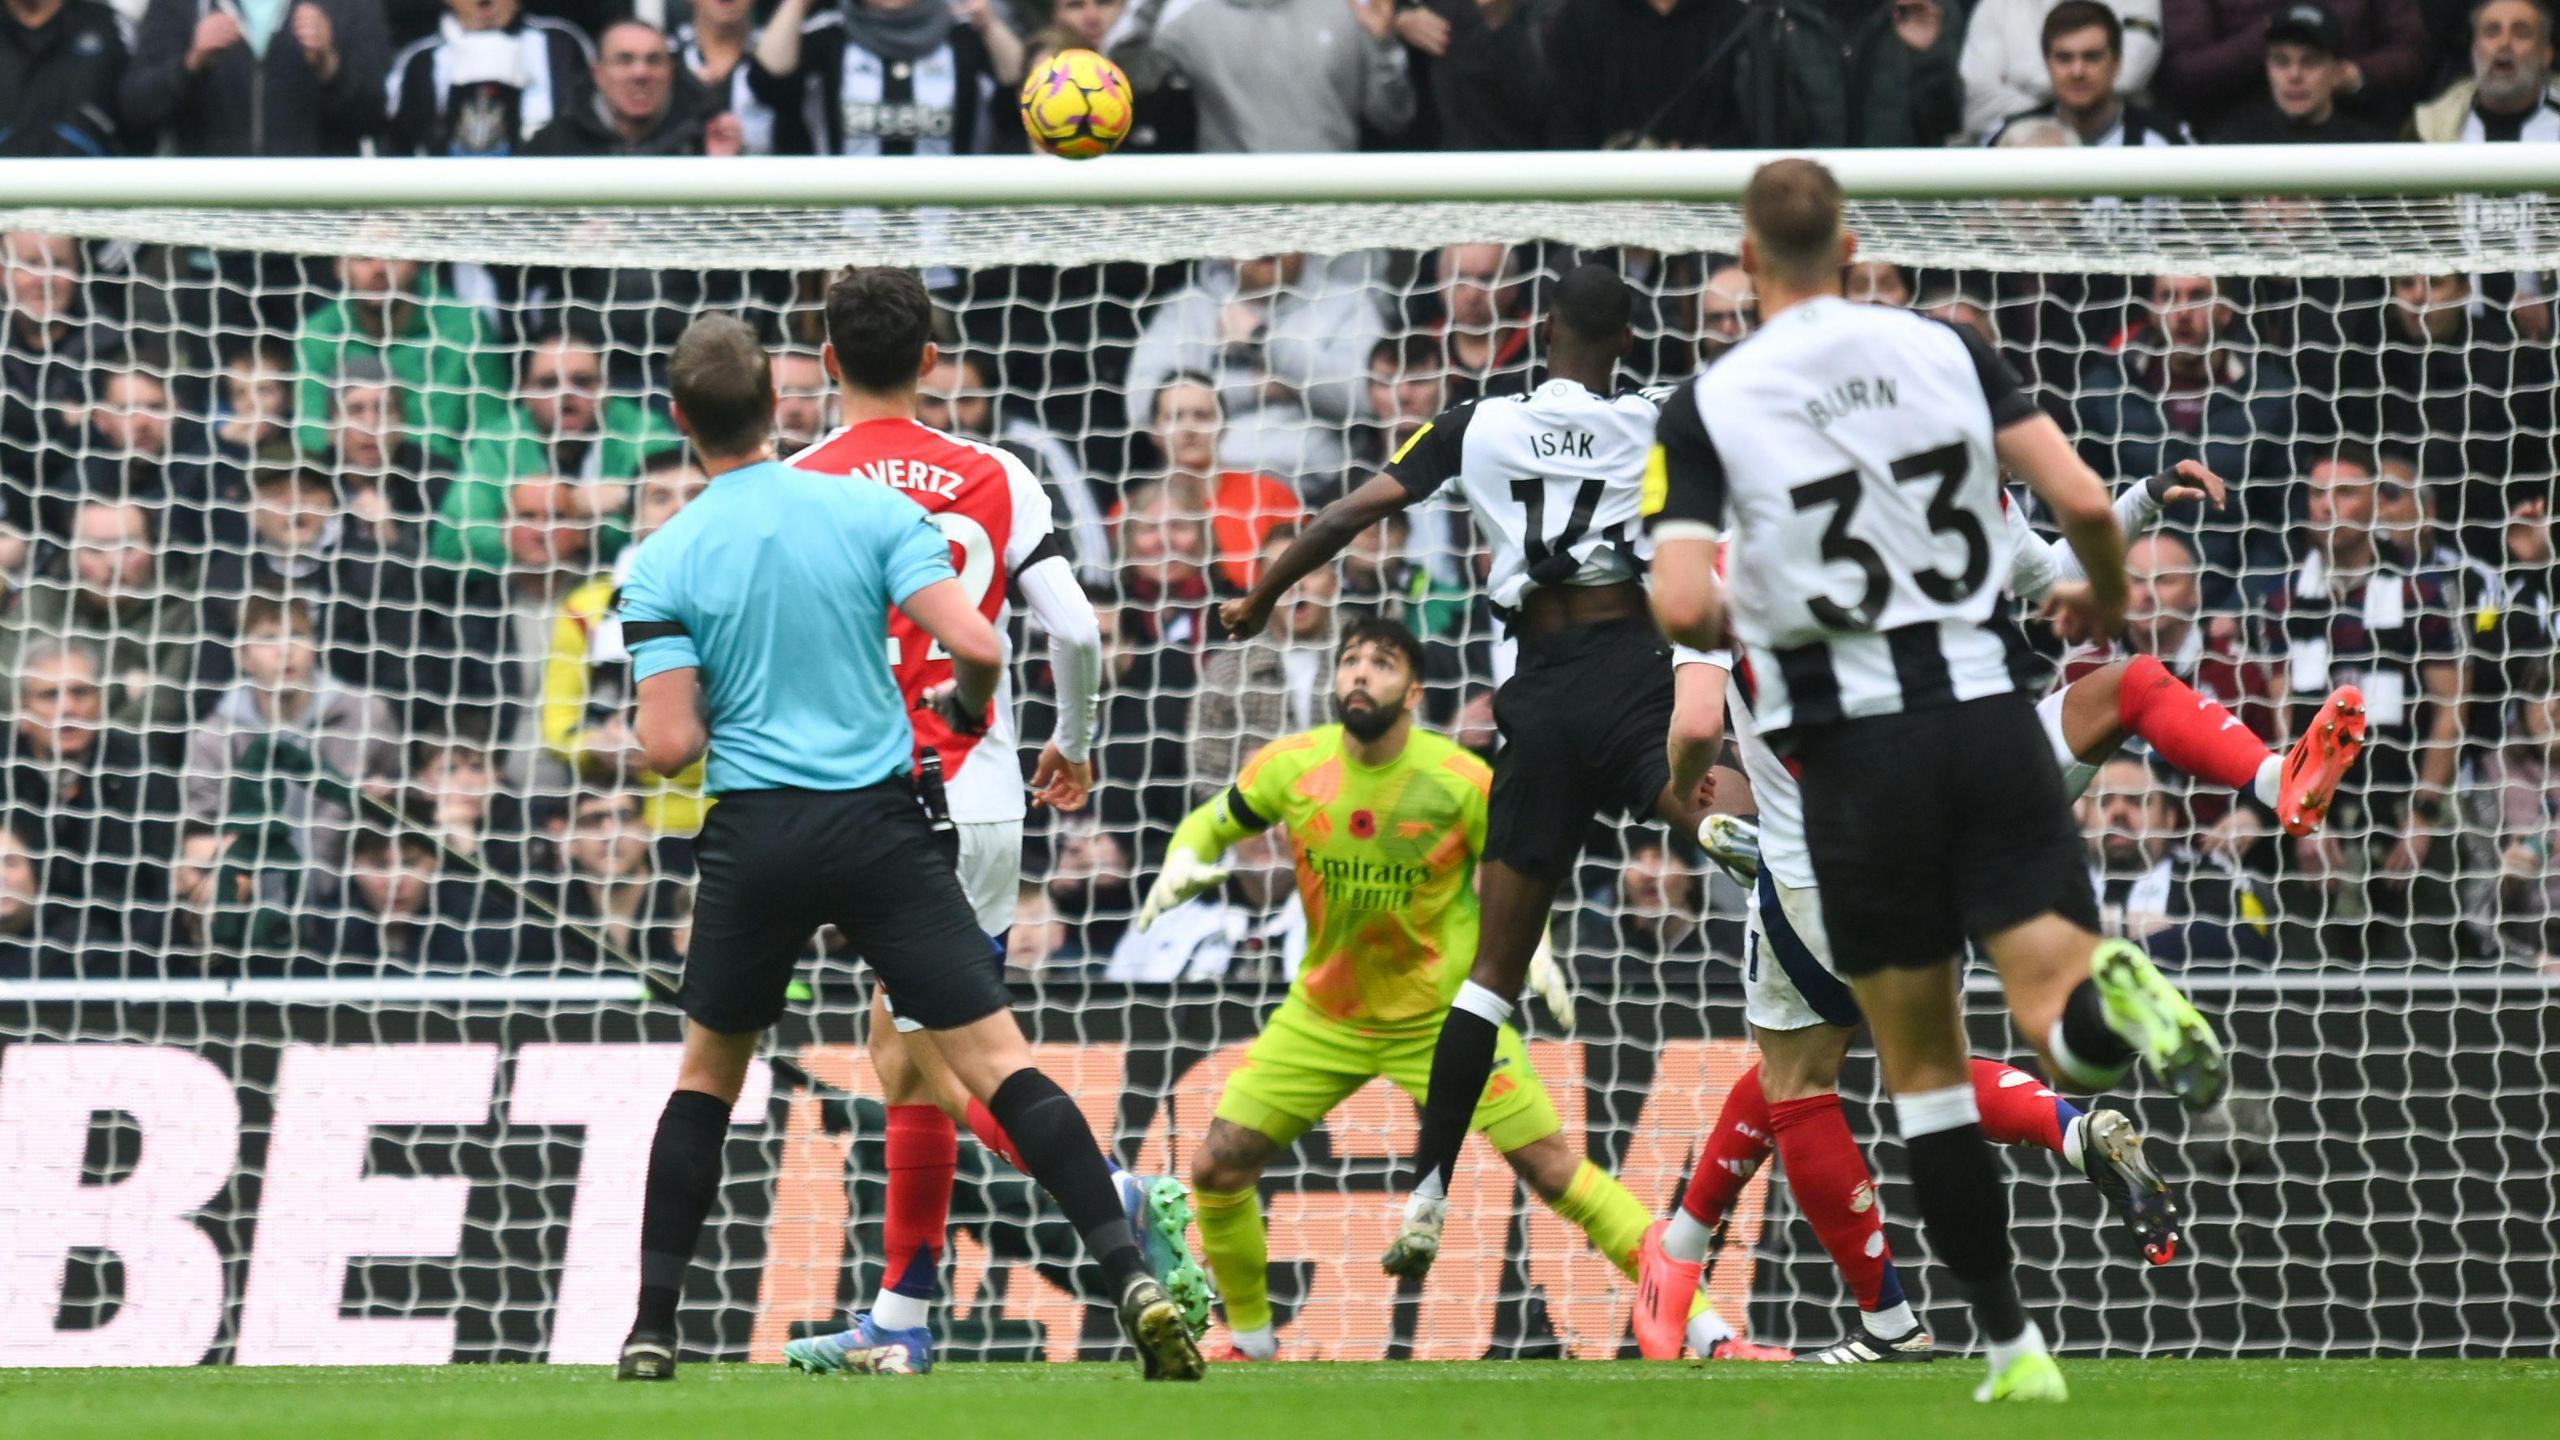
[1133,616,1786,1362]
[772,268,1210,1378]
[1220,265,1732,1289]
[1634,465,2367,1364]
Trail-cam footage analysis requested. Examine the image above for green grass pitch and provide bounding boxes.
[3,1360,2551,1440]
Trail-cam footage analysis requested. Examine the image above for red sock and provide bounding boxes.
[2116,653,2270,792]
[882,1105,958,1301]
[1679,1063,1774,1227]
[963,1097,1024,1171]
[1970,1057,2071,1155]
[1768,1093,1897,1311]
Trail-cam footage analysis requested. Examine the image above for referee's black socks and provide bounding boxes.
[1894,1082,2035,1349]
[634,1088,733,1337]
[986,1068,1149,1292]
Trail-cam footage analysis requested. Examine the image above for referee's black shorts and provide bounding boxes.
[1789,691,2101,978]
[681,781,1008,1034]
[1486,618,1678,879]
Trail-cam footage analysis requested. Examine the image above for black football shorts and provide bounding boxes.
[1485,618,1679,879]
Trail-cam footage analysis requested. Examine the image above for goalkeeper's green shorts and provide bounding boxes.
[1213,996,1561,1153]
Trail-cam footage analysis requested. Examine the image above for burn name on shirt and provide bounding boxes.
[1315,854,1434,912]
[1804,375,1899,431]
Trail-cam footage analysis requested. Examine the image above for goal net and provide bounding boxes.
[0,150,2552,1367]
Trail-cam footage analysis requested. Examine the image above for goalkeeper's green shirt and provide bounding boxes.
[1172,725,1490,1037]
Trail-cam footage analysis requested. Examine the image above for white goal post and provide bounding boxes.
[0,148,2553,1369]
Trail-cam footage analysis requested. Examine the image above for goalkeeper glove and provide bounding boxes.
[1136,848,1230,932]
[1525,926,1575,1034]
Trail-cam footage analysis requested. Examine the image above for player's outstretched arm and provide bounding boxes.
[1667,650,1729,813]
[635,669,711,776]
[1019,553,1104,809]
[1997,414,2129,642]
[901,577,1006,733]
[1136,791,1267,930]
[1219,474,1411,639]
[1649,538,1726,651]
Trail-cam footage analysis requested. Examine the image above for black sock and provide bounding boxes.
[2059,978,2136,1071]
[987,1068,1146,1293]
[633,1088,732,1337]
[1903,1122,2028,1342]
[1406,1006,1501,1195]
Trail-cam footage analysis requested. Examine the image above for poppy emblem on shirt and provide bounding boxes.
[1349,809,1376,839]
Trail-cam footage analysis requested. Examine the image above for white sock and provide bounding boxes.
[2253,754,2283,808]
[869,1289,930,1333]
[2044,1019,2130,1090]
[1227,1323,1277,1360]
[1891,1082,1981,1139]
[2062,1115,2090,1175]
[1686,1307,1735,1354]
[1863,1300,1919,1340]
[1985,1319,2049,1371]
[1663,1209,1714,1263]
[1452,980,1514,1026]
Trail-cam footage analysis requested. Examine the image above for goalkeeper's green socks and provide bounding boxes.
[1194,1185,1274,1358]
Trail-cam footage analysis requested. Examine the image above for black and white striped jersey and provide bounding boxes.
[1386,378,1667,612]
[1644,296,2042,735]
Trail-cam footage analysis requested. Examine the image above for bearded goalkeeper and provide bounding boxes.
[1135,616,1786,1363]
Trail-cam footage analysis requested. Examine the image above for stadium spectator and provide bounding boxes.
[1695,261,1755,368]
[542,456,708,837]
[297,254,514,466]
[1189,528,1340,803]
[1118,0,1411,153]
[302,826,485,971]
[0,823,79,978]
[387,0,595,156]
[1358,334,1449,469]
[151,820,247,967]
[1846,260,1914,307]
[2410,0,2560,330]
[1044,825,1137,963]
[438,325,681,573]
[79,364,238,555]
[1090,594,1203,858]
[0,499,215,738]
[1127,253,1380,478]
[123,0,389,154]
[743,0,1025,156]
[400,736,532,878]
[770,347,831,453]
[2484,687,2560,959]
[2162,0,2430,136]
[1541,0,1728,148]
[183,594,404,906]
[524,18,743,156]
[1427,243,1535,401]
[1570,839,1712,984]
[2256,449,2471,960]
[2081,756,2277,964]
[201,459,425,708]
[2325,272,2558,555]
[1699,0,1968,147]
[0,637,182,943]
[2206,3,2399,139]
[1128,381,1303,594]
[675,0,759,95]
[1,0,129,157]
[1028,0,1200,153]
[2,230,123,543]
[518,787,690,971]
[1984,3,2194,144]
[1963,0,2165,138]
[321,357,450,556]
[212,339,294,466]
[1003,886,1070,969]
[918,348,1114,587]
[2075,272,2299,602]
[1391,0,1554,151]
[1916,280,1998,345]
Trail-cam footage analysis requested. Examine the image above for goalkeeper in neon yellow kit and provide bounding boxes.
[1137,615,1789,1362]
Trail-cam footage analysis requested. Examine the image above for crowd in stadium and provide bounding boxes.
[4,0,2560,982]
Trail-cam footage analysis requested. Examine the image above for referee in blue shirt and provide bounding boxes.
[611,314,1203,1383]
